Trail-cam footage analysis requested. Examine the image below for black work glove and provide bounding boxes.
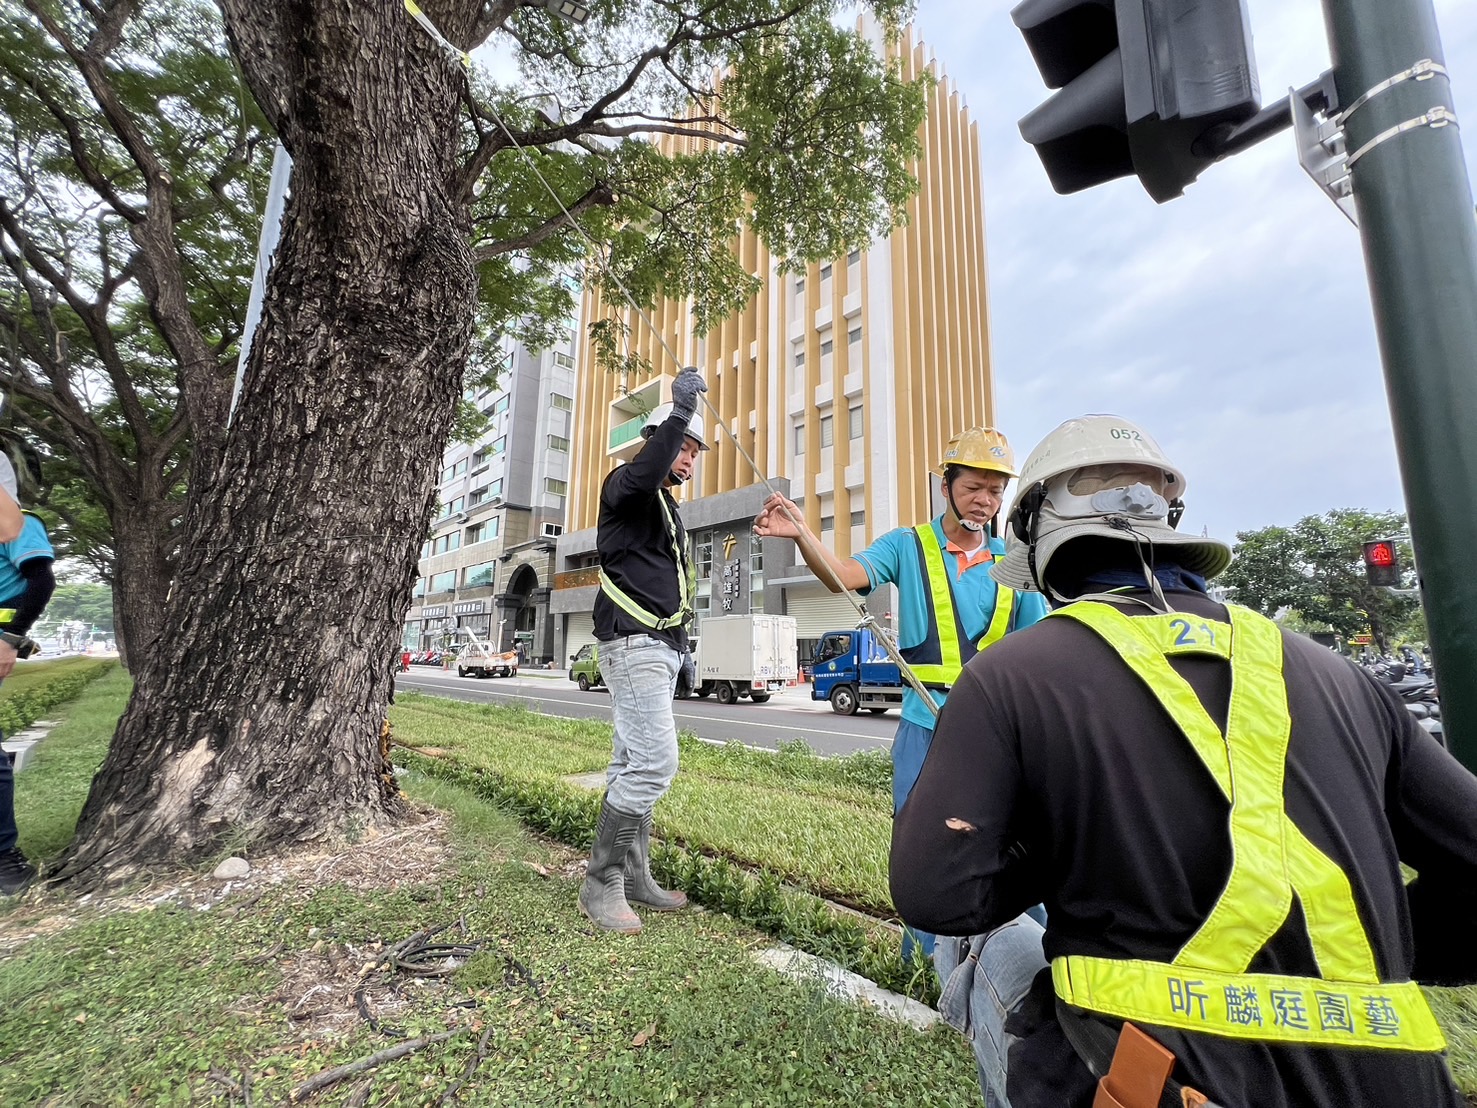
[670,366,707,421]
[677,649,697,697]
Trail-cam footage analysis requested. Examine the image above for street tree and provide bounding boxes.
[0,2,272,664]
[37,581,115,634]
[49,0,928,885]
[1222,509,1420,654]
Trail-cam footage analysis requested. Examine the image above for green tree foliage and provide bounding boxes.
[1222,509,1420,653]
[38,582,114,632]
[0,0,273,657]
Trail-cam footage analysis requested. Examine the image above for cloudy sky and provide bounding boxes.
[905,0,1477,541]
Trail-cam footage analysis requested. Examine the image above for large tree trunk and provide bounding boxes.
[108,500,176,671]
[55,1,476,886]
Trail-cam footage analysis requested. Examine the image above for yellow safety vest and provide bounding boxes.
[901,524,1015,690]
[1047,601,1445,1053]
[598,489,696,632]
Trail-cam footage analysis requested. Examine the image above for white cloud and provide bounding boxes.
[912,0,1477,538]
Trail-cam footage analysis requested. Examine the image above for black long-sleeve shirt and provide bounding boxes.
[891,591,1476,1108]
[593,412,692,651]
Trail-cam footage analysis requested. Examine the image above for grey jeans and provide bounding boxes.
[601,634,682,815]
[934,914,1049,1108]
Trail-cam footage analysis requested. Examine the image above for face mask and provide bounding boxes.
[1088,482,1168,519]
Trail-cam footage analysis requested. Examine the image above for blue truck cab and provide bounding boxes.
[809,627,905,716]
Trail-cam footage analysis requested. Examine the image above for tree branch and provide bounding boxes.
[473,181,614,260]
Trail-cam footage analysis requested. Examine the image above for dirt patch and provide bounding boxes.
[0,805,457,960]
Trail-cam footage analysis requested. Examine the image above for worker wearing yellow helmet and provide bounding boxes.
[755,426,1049,957]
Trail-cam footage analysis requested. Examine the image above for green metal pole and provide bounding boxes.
[1321,0,1477,770]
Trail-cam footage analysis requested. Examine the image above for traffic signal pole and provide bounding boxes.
[1321,0,1477,769]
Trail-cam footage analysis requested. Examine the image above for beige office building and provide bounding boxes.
[553,30,999,663]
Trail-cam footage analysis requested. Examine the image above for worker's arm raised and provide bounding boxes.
[753,492,869,593]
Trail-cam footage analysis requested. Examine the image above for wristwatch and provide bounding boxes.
[0,631,25,650]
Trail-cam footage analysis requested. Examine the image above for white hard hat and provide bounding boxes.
[1014,414,1186,494]
[991,414,1231,593]
[641,402,709,450]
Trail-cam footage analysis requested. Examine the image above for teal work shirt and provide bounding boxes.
[853,516,1048,730]
[0,514,53,605]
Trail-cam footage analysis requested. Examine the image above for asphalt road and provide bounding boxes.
[396,667,896,758]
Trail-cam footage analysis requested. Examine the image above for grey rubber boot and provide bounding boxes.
[624,812,688,911]
[578,799,643,933]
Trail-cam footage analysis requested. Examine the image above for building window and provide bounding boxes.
[466,522,487,544]
[850,509,866,527]
[412,577,426,597]
[847,249,860,265]
[819,263,832,282]
[849,405,864,440]
[463,561,496,588]
[439,464,455,484]
[551,393,574,411]
[819,414,834,449]
[820,515,834,533]
[429,570,456,593]
[793,348,805,370]
[431,533,461,556]
[469,486,488,506]
[491,436,507,455]
[553,352,575,369]
[492,396,510,415]
[487,515,500,539]
[440,497,464,519]
[848,325,862,348]
[454,459,468,477]
[420,540,432,560]
[794,424,805,455]
[548,434,570,452]
[489,478,503,498]
[546,478,567,496]
[694,534,714,580]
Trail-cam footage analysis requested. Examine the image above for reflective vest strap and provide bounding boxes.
[598,569,683,630]
[1052,603,1235,794]
[978,584,1014,651]
[903,527,1016,688]
[907,525,962,686]
[596,491,692,632]
[1052,956,1446,1052]
[1051,602,1380,984]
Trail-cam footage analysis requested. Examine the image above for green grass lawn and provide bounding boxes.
[3,677,1475,1105]
[1,675,981,1106]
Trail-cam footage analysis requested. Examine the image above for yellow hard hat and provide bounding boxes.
[932,427,1018,478]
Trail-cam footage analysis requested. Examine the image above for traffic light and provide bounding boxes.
[1012,0,1261,202]
[1362,539,1401,587]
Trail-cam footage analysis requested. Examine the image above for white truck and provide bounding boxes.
[685,614,799,705]
[453,631,519,678]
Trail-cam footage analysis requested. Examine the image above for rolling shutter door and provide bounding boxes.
[563,613,597,667]
[783,589,871,640]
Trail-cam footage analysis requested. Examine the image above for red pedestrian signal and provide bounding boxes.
[1362,539,1400,586]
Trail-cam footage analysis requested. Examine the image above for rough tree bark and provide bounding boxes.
[108,498,177,670]
[55,0,477,884]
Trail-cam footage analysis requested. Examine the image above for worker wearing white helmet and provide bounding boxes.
[580,367,708,934]
[892,415,1476,1108]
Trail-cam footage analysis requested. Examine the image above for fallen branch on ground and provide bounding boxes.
[288,1031,457,1102]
